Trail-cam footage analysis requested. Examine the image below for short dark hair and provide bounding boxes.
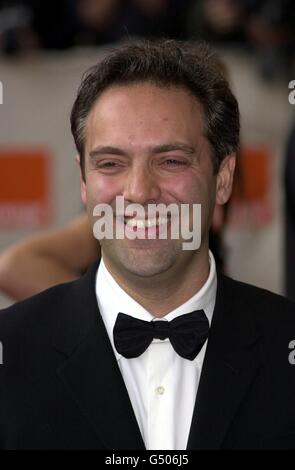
[71,39,240,178]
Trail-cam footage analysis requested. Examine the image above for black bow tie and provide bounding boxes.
[113,310,209,361]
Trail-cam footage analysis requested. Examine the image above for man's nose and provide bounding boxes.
[122,165,161,205]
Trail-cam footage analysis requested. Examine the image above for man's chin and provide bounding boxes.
[103,244,180,278]
[118,262,172,278]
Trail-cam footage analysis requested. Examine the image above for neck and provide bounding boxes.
[103,249,210,317]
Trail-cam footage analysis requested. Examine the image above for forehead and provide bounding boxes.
[85,83,206,147]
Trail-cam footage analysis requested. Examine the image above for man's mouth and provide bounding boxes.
[123,216,169,229]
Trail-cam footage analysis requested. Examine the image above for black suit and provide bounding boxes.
[0,260,295,449]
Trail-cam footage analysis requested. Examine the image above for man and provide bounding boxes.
[0,39,295,450]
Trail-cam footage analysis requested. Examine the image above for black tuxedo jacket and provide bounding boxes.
[0,260,295,450]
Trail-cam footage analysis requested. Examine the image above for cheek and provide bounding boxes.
[86,174,122,205]
[165,173,208,204]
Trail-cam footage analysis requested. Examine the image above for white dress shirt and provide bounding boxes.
[95,252,217,450]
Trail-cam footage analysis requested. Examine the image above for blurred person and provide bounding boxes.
[244,0,295,80]
[0,0,38,54]
[76,0,187,45]
[116,0,186,40]
[0,0,189,53]
[187,0,295,80]
[77,0,119,31]
[0,39,295,450]
[75,0,121,45]
[0,214,98,300]
[0,0,82,52]
[187,0,246,45]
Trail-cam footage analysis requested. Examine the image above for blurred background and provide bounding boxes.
[0,0,295,308]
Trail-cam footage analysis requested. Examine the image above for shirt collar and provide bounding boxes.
[96,251,217,361]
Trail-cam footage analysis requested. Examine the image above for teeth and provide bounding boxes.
[125,217,168,228]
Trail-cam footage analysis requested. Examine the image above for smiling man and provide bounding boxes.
[81,80,233,314]
[0,40,295,450]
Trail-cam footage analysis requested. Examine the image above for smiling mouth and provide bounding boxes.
[123,216,169,229]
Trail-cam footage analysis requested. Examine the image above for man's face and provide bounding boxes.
[80,82,235,278]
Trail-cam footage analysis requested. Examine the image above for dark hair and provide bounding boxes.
[71,39,240,178]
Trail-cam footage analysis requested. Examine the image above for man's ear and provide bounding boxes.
[215,153,236,205]
[75,154,87,206]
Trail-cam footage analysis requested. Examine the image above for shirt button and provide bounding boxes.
[155,386,165,395]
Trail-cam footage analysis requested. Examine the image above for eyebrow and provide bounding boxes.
[150,143,195,155]
[89,146,127,159]
[89,143,195,160]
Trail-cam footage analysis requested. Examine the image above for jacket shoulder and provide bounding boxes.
[0,280,73,322]
[222,274,295,323]
[0,281,78,352]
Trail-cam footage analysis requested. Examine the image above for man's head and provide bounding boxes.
[71,39,240,179]
[70,39,239,283]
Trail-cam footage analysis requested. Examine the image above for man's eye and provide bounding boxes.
[96,161,119,168]
[164,159,187,166]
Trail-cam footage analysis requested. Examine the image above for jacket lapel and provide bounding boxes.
[53,260,145,450]
[187,272,262,450]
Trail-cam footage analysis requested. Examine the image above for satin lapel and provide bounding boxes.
[187,272,262,450]
[53,260,145,450]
